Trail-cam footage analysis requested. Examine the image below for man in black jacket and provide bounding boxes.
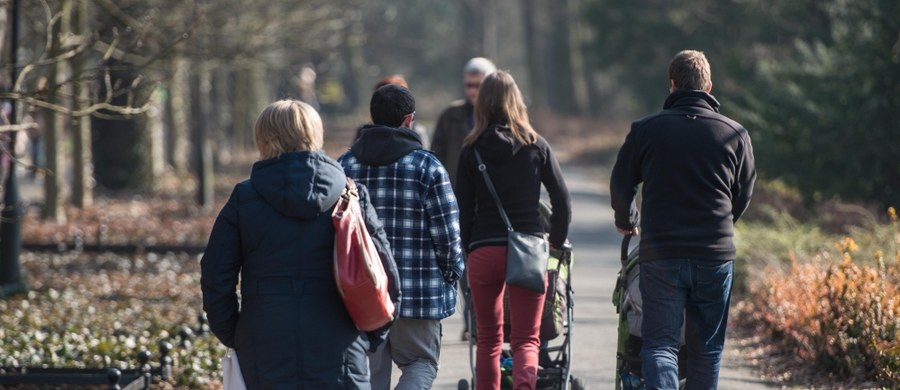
[610,50,756,389]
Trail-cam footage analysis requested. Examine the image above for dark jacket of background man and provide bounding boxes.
[432,100,472,188]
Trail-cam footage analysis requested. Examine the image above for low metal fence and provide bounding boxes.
[0,342,173,389]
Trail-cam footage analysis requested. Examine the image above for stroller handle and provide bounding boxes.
[620,235,632,263]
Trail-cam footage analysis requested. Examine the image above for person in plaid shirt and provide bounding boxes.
[339,84,464,389]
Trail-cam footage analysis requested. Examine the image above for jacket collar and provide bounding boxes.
[663,90,721,113]
[475,124,521,163]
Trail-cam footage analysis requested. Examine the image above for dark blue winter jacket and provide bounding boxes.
[201,151,400,389]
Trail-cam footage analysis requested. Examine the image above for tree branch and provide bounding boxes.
[14,19,95,92]
[94,39,147,64]
[2,89,158,118]
[0,123,39,133]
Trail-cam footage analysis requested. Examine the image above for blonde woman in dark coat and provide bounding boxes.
[201,100,400,389]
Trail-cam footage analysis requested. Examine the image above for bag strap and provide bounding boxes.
[344,177,358,198]
[473,149,513,232]
[333,177,359,217]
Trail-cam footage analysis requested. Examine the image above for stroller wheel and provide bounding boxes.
[457,378,471,390]
[570,376,586,390]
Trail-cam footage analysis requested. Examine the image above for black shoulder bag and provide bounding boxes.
[474,149,548,294]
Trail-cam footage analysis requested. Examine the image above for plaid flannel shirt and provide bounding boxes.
[339,149,464,320]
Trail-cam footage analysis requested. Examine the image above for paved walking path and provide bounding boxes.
[424,166,780,389]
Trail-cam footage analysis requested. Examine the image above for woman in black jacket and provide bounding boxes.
[456,71,571,390]
[201,100,400,389]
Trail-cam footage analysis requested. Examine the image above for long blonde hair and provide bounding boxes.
[253,100,324,160]
[463,70,538,147]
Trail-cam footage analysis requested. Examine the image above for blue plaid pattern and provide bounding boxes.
[339,150,464,320]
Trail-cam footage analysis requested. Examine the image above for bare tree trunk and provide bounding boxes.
[193,60,214,208]
[231,61,268,153]
[567,0,589,115]
[0,0,25,296]
[192,0,214,208]
[228,8,250,154]
[190,1,214,207]
[0,8,7,60]
[579,17,603,112]
[212,64,231,162]
[71,0,93,208]
[460,0,485,59]
[43,0,72,222]
[147,82,166,180]
[249,62,268,137]
[341,11,367,112]
[482,0,498,60]
[231,63,252,152]
[165,57,190,176]
[523,0,544,108]
[546,0,577,114]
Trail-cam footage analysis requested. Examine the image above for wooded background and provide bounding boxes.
[1,0,898,219]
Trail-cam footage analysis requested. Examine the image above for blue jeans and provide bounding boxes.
[639,259,734,390]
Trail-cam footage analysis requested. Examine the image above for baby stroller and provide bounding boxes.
[458,202,585,390]
[612,235,686,389]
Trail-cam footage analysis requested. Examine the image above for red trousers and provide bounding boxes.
[467,246,546,390]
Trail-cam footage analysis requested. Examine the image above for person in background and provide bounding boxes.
[432,57,496,189]
[610,50,756,389]
[456,70,571,390]
[339,84,464,390]
[201,100,400,389]
[297,64,320,111]
[354,74,430,148]
[431,56,497,341]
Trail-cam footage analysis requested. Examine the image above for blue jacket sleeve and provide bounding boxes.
[200,188,242,348]
[424,164,465,284]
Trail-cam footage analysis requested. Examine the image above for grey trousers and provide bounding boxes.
[368,318,442,390]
